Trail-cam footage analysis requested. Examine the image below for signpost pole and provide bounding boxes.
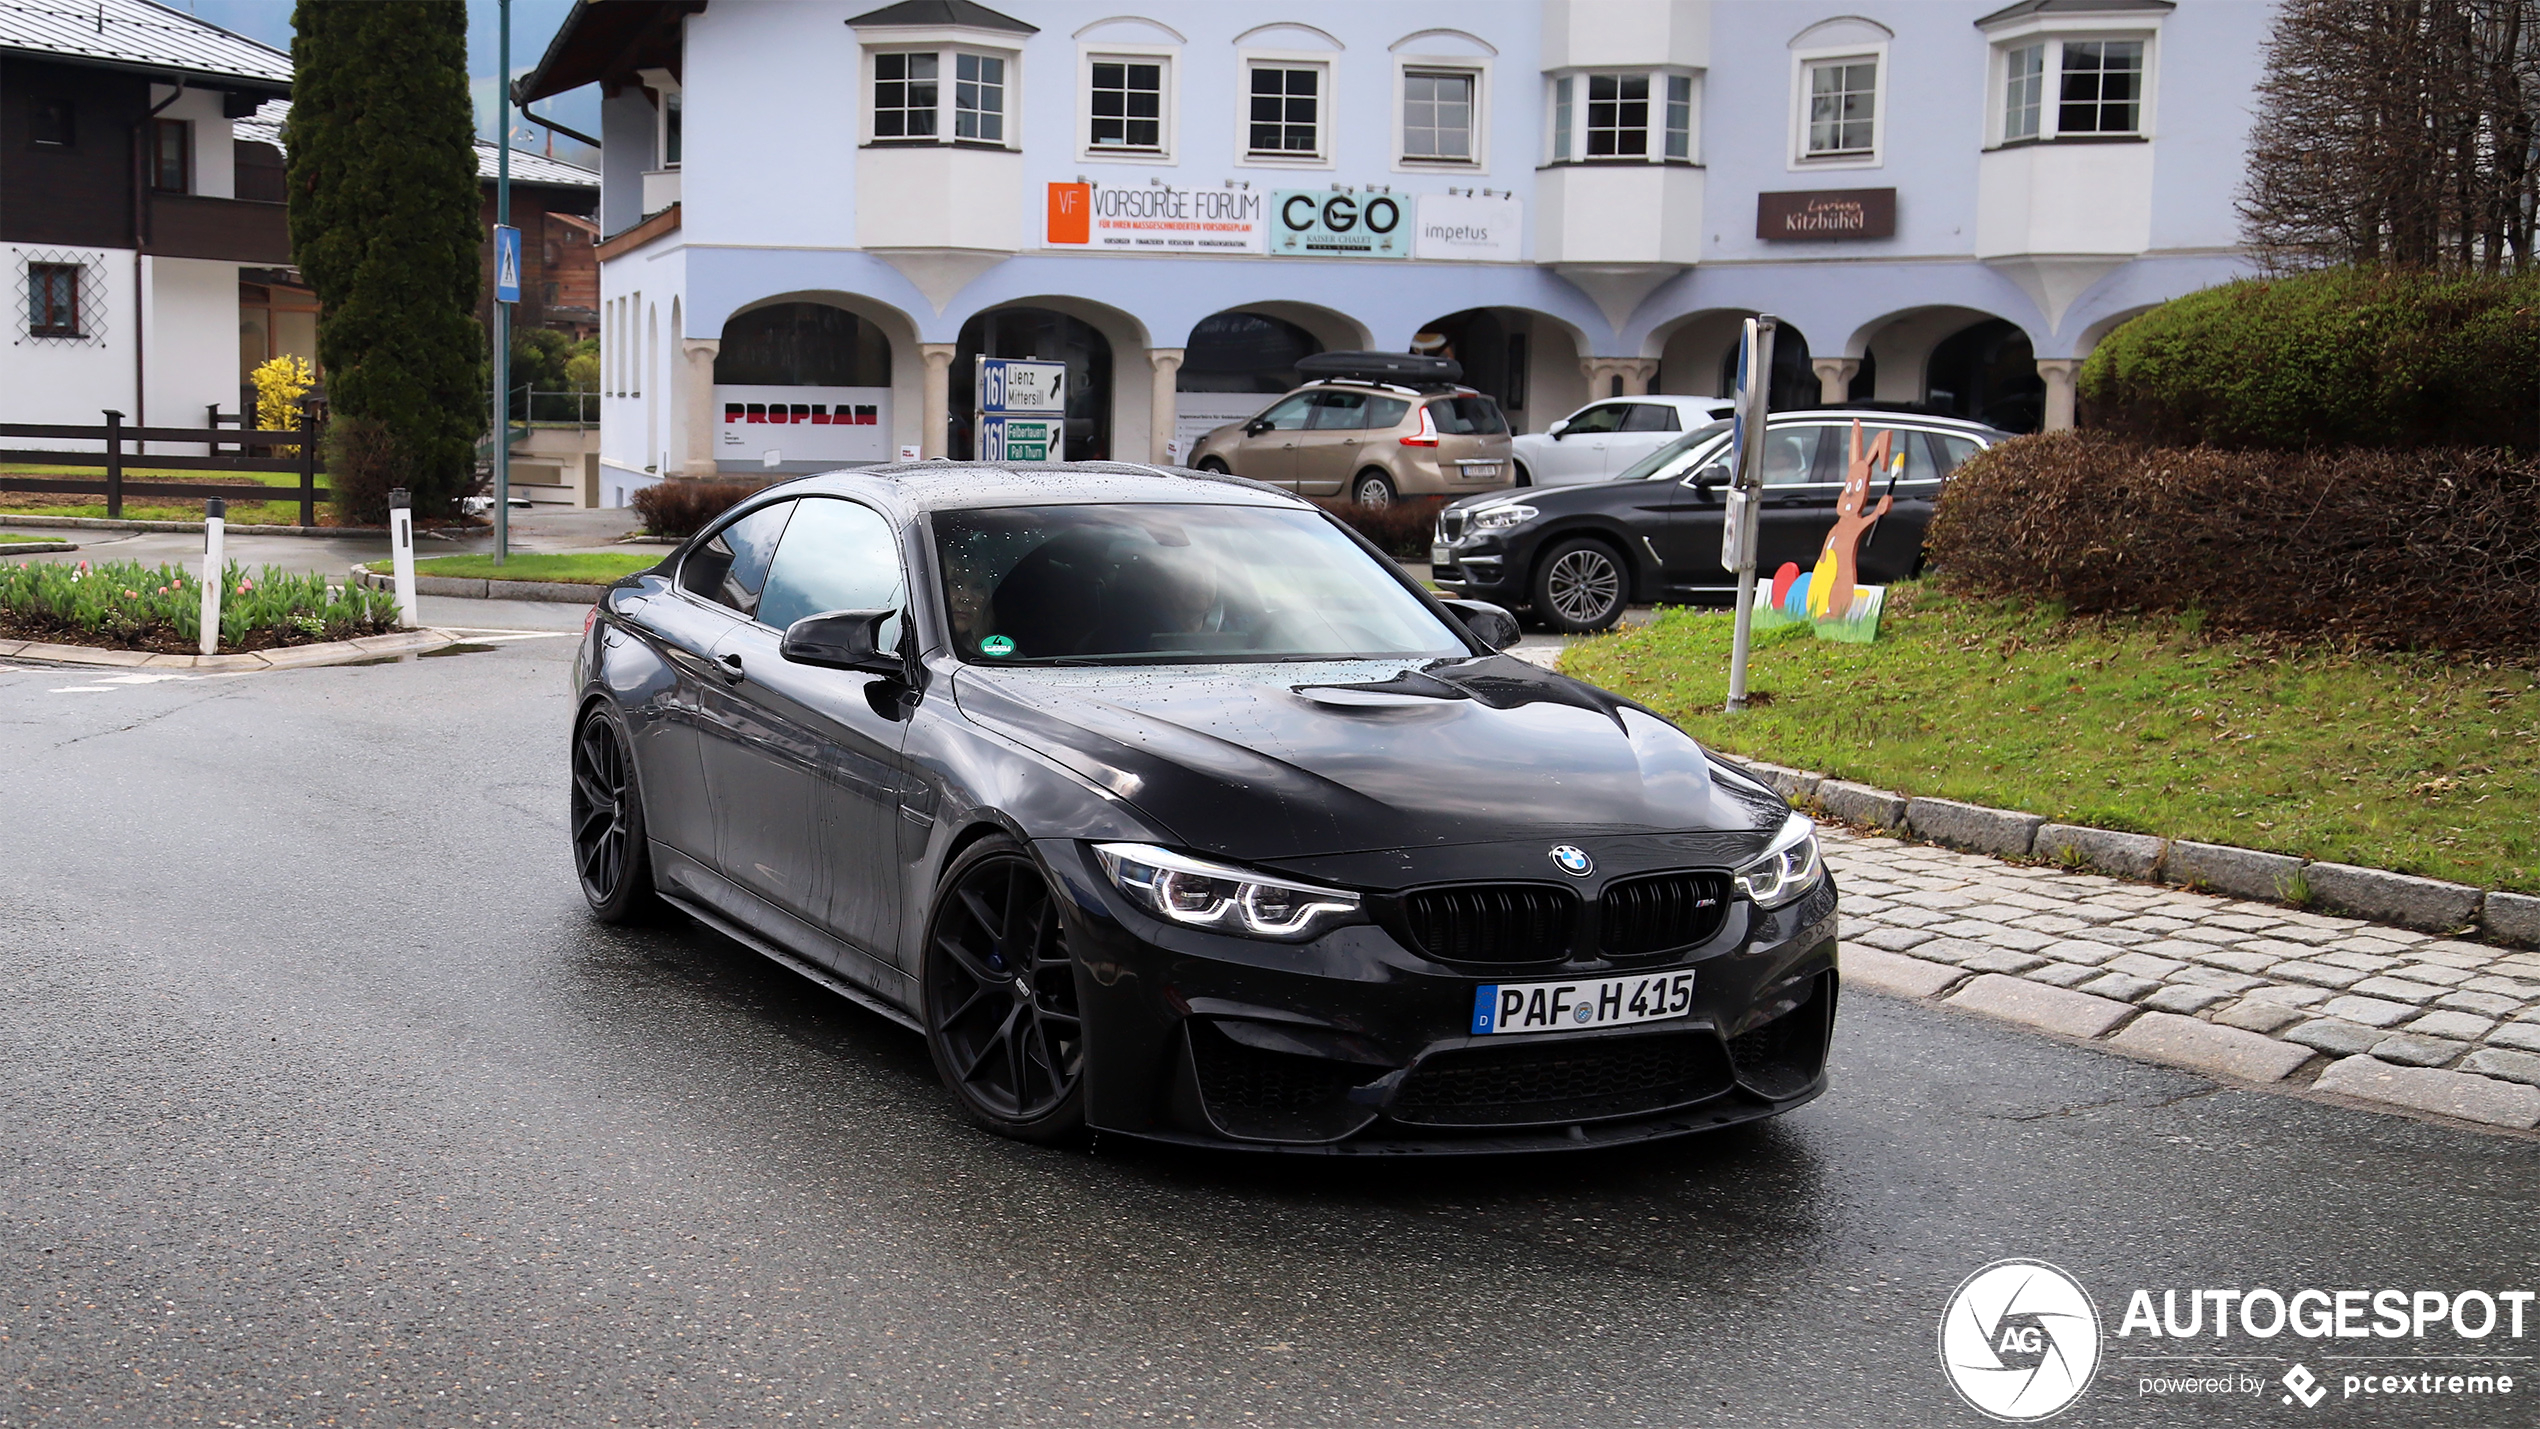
[199,497,225,656]
[493,0,513,566]
[1723,315,1778,714]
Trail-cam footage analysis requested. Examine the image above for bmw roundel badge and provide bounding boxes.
[1549,845,1593,877]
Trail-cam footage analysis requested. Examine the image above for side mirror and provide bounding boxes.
[1547,419,1570,440]
[1244,419,1271,437]
[1690,469,1728,494]
[781,608,903,676]
[1437,597,1522,652]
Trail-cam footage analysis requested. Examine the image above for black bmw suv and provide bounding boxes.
[1432,409,2007,632]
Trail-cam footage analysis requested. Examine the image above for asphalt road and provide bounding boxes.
[3,635,2536,1429]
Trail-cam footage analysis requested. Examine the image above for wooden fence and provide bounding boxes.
[0,409,328,524]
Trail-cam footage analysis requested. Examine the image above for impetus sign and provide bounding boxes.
[1271,189,1409,258]
[1045,181,1265,253]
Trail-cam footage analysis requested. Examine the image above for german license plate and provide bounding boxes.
[1430,544,1453,568]
[1458,461,1502,480]
[1470,970,1695,1036]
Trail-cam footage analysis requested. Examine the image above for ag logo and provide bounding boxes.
[1549,845,1593,877]
[1939,1259,2101,1422]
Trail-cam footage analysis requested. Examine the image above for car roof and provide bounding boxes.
[1302,377,1479,398]
[737,461,1318,517]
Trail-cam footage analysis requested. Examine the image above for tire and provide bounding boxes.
[570,706,668,923]
[1531,537,1628,634]
[1196,457,1230,474]
[920,836,1086,1144]
[1350,470,1398,508]
[1512,461,1533,488]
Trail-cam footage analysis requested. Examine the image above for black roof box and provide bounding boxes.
[1295,350,1464,385]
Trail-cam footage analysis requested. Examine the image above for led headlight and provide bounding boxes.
[1094,843,1363,942]
[1468,503,1539,533]
[1732,812,1824,909]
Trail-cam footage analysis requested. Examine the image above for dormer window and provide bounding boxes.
[1543,69,1699,165]
[1978,0,2164,147]
[848,1,1035,150]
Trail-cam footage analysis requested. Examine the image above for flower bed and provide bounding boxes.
[0,558,402,654]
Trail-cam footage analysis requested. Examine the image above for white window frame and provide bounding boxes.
[1540,67,1699,166]
[1393,57,1489,171]
[1986,26,2158,148]
[854,33,1025,150]
[1787,40,1887,170]
[1079,45,1178,164]
[1237,50,1333,167]
[953,51,1010,144]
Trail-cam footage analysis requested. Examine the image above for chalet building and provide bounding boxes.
[2,0,292,446]
[519,0,2264,504]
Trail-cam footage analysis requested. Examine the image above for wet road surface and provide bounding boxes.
[2,638,2535,1427]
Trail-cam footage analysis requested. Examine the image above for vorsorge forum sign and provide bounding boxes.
[1044,183,1521,261]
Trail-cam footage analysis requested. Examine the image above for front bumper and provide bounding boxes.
[1036,838,1839,1155]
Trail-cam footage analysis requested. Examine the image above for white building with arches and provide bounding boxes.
[516,0,2269,504]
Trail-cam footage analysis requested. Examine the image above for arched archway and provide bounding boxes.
[1653,311,1817,409]
[952,307,1115,460]
[711,299,902,470]
[1173,309,1324,455]
[1928,319,2044,432]
[1407,307,1587,434]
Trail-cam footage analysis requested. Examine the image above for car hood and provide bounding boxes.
[949,655,1783,864]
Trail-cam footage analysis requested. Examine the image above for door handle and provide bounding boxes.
[717,651,745,683]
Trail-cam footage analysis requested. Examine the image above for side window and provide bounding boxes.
[1255,393,1315,431]
[1307,390,1371,430]
[1855,426,1942,483]
[681,500,796,616]
[1363,396,1411,429]
[1563,403,1629,435]
[1620,403,1679,433]
[1934,435,1982,473]
[1760,428,1826,486]
[755,499,906,645]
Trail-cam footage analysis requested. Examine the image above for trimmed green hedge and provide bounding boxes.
[2079,267,2540,451]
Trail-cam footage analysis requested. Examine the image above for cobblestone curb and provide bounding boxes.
[0,539,77,555]
[1817,825,2540,1136]
[1707,752,2529,946]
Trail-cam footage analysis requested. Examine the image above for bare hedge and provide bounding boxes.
[1926,432,2540,652]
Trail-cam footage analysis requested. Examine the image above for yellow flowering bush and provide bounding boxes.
[252,354,315,453]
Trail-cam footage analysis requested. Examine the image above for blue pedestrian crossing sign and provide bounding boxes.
[494,225,522,304]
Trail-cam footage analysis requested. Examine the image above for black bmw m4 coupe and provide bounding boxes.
[570,462,1837,1153]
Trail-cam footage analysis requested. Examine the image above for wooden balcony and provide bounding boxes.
[149,193,292,265]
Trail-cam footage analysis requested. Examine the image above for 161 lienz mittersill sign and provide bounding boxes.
[1756,188,1897,241]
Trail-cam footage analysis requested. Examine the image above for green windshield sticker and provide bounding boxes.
[979,635,1016,657]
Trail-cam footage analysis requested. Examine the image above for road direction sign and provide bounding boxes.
[980,416,1060,463]
[978,357,1066,415]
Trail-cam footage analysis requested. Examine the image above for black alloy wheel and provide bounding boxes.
[1532,536,1626,633]
[1351,470,1397,508]
[1196,457,1231,474]
[921,837,1086,1142]
[571,709,664,922]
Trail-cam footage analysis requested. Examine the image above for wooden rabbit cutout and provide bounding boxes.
[1808,420,1892,621]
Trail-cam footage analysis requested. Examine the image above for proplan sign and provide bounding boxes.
[1755,188,1897,241]
[1045,182,1265,253]
[1272,189,1408,258]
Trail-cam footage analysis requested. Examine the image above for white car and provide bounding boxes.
[1511,395,1738,487]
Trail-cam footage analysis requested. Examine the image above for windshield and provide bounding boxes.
[933,503,1468,665]
[1613,421,1731,482]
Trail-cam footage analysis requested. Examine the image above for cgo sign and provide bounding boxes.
[1272,189,1409,258]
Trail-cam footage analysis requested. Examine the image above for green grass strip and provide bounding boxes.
[397,552,661,584]
[1559,582,2540,893]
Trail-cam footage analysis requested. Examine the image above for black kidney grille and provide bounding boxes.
[1402,885,1573,964]
[1599,871,1733,958]
[1392,1032,1734,1127]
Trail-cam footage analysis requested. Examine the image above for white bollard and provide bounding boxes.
[198,497,225,656]
[387,485,419,628]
